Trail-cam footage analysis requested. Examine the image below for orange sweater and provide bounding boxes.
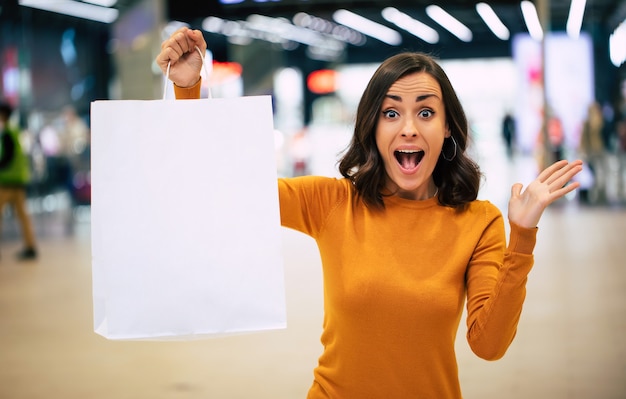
[279,176,536,398]
[175,82,537,398]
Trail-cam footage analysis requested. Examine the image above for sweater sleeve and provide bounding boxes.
[278,176,348,238]
[465,205,538,360]
[173,79,202,99]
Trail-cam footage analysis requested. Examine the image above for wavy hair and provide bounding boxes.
[338,52,481,209]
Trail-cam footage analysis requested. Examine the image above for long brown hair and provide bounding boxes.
[338,52,481,209]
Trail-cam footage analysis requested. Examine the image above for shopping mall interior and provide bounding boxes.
[1,0,625,398]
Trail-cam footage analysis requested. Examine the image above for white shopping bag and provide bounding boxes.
[90,96,286,340]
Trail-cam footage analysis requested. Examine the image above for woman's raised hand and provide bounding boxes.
[508,159,583,228]
[156,27,207,88]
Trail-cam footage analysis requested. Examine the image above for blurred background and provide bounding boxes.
[0,0,625,398]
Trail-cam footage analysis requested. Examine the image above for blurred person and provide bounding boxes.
[501,112,516,158]
[58,105,89,161]
[289,128,311,176]
[53,105,90,211]
[0,101,37,260]
[157,28,582,398]
[600,101,615,151]
[547,113,565,162]
[534,109,565,172]
[578,101,606,204]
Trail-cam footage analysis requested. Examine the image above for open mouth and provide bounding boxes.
[394,149,425,170]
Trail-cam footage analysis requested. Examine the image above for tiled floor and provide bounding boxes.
[1,155,625,399]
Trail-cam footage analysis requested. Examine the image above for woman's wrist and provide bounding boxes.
[507,221,537,254]
[173,78,202,99]
[174,76,201,89]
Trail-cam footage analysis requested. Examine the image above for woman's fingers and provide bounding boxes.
[538,159,567,184]
[156,32,186,72]
[189,29,207,53]
[542,159,583,188]
[155,27,206,86]
[510,182,523,198]
[543,160,583,202]
[158,27,201,62]
[553,161,583,188]
[551,179,580,199]
[163,30,191,60]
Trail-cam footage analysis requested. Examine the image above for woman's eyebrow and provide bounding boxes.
[415,94,438,102]
[384,94,403,102]
[384,93,439,102]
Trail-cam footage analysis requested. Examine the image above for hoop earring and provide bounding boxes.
[441,136,457,161]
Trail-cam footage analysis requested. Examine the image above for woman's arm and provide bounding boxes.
[465,212,537,360]
[465,160,582,360]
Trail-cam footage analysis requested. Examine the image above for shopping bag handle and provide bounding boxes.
[163,45,212,100]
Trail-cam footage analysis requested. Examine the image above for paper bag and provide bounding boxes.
[90,96,286,340]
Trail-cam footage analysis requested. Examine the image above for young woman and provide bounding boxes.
[157,27,582,398]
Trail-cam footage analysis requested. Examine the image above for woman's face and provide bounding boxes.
[375,72,449,200]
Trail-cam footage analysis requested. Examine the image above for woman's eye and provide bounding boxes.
[383,110,399,118]
[419,109,434,118]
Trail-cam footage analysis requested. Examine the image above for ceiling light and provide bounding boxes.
[381,7,439,44]
[333,9,402,46]
[425,5,472,42]
[476,3,510,40]
[82,0,118,7]
[609,19,626,67]
[521,1,543,41]
[566,0,586,39]
[202,15,346,61]
[293,12,366,46]
[19,0,118,23]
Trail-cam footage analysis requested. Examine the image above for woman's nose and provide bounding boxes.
[401,119,418,137]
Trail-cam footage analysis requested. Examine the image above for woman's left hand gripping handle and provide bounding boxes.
[156,27,207,88]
